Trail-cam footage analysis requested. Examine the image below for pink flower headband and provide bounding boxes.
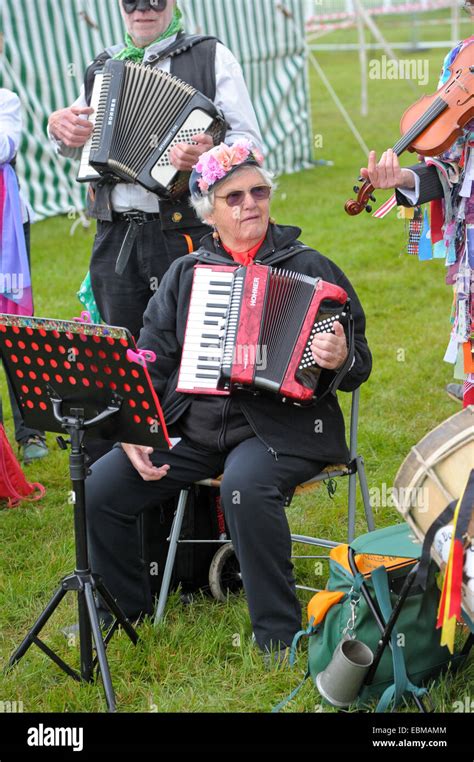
[190,139,264,196]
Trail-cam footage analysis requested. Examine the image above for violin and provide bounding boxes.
[345,44,474,216]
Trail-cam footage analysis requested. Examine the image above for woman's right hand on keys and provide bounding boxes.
[48,106,95,148]
[121,443,170,482]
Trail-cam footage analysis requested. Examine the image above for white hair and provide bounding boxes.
[190,166,276,223]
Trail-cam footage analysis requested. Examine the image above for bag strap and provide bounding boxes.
[271,669,310,713]
[272,621,315,713]
[371,565,427,712]
[416,500,456,590]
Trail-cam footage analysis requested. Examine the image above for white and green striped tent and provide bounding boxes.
[0,0,313,220]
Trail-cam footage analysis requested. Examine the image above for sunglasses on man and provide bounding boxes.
[122,0,168,13]
[215,185,272,208]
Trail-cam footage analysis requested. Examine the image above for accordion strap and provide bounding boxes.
[317,301,355,403]
[146,33,222,66]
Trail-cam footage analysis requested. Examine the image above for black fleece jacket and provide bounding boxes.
[138,224,372,462]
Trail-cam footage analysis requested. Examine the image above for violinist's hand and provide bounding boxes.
[311,321,348,371]
[360,149,415,190]
[121,443,170,482]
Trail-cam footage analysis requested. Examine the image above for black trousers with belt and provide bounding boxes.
[86,437,324,651]
[89,218,210,340]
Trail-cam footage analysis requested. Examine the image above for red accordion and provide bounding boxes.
[177,263,349,403]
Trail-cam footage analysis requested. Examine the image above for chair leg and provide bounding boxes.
[348,469,357,543]
[154,489,189,625]
[356,455,375,532]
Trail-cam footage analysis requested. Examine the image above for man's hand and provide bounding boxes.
[311,321,348,370]
[121,443,170,482]
[169,133,214,171]
[360,149,416,190]
[48,106,95,148]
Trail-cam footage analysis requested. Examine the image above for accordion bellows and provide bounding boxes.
[78,60,226,199]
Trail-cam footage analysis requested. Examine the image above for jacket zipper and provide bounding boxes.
[217,396,232,452]
[239,405,279,461]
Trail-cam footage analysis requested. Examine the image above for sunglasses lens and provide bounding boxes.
[225,187,270,206]
[122,0,166,12]
[251,186,271,200]
[225,191,245,207]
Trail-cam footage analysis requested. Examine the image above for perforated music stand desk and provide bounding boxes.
[0,313,170,712]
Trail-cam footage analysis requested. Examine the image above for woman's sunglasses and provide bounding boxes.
[215,185,271,207]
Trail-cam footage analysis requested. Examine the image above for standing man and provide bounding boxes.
[48,0,262,339]
[0,88,48,464]
[360,4,474,408]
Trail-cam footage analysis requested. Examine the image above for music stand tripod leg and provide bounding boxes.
[84,582,117,713]
[7,584,69,670]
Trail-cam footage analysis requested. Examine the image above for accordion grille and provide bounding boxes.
[91,72,112,154]
[109,62,197,178]
[256,270,314,384]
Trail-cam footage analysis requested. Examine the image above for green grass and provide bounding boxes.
[0,11,472,714]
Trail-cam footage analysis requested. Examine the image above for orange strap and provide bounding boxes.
[183,234,194,254]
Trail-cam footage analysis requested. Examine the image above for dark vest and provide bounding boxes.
[83,33,220,227]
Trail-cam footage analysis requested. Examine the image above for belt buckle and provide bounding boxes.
[123,210,146,226]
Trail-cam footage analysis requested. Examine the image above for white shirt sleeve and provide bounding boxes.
[48,86,88,161]
[0,90,22,164]
[396,170,420,205]
[214,43,263,152]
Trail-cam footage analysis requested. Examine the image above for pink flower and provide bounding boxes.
[230,141,252,165]
[194,140,264,194]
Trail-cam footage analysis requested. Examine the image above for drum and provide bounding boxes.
[393,406,474,620]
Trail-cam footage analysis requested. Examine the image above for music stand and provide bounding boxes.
[0,312,170,712]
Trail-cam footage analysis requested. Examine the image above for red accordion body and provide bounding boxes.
[177,263,348,403]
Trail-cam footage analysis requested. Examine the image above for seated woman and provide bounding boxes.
[86,141,372,659]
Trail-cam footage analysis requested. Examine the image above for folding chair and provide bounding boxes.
[154,387,375,624]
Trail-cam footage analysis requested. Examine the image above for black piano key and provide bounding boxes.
[202,334,220,340]
[197,365,220,371]
[204,321,219,326]
[196,373,219,380]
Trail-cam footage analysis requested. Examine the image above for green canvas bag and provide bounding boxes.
[274,524,465,712]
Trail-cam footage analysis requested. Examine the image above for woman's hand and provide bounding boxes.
[121,443,170,482]
[311,321,348,370]
[360,149,416,190]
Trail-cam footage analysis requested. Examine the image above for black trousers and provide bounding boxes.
[86,437,324,651]
[89,219,210,340]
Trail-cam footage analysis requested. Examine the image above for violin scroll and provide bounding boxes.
[344,179,376,216]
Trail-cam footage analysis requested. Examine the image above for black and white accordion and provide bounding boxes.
[177,264,350,403]
[77,59,227,199]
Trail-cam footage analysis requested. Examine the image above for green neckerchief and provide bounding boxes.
[114,6,183,63]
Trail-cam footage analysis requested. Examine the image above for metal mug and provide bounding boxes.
[315,637,374,708]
